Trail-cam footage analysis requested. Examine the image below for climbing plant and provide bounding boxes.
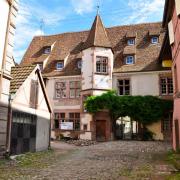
[84,90,173,125]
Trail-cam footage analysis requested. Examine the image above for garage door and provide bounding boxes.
[11,111,37,155]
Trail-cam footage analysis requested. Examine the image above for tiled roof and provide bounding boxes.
[20,16,170,77]
[10,65,36,94]
[83,15,112,49]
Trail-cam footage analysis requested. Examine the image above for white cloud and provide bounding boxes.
[123,0,164,24]
[71,0,95,15]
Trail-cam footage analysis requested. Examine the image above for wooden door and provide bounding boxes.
[175,119,179,150]
[96,120,106,141]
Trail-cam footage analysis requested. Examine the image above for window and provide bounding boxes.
[125,56,134,65]
[54,113,65,129]
[162,112,172,132]
[69,113,80,130]
[56,61,64,70]
[70,81,81,98]
[118,79,130,95]
[96,56,108,73]
[127,39,135,45]
[38,64,43,72]
[55,82,66,98]
[29,80,38,109]
[160,77,173,95]
[151,37,159,44]
[77,60,82,69]
[44,46,51,54]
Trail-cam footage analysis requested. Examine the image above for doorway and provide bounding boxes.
[96,120,106,141]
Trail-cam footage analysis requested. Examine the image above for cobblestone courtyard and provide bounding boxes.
[0,141,179,180]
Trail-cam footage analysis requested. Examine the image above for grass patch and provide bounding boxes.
[166,151,180,170]
[15,149,54,168]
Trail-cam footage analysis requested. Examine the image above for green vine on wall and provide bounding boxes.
[84,90,173,125]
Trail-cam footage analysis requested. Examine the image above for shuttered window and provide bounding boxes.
[168,20,175,45]
[29,80,39,109]
[175,0,180,16]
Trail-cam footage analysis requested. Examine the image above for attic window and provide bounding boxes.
[77,60,82,69]
[44,46,51,54]
[127,39,135,46]
[151,37,159,44]
[125,56,134,65]
[56,61,64,70]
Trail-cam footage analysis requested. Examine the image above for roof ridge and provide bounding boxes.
[33,21,162,39]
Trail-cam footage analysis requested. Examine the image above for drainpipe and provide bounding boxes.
[49,113,53,149]
[5,94,13,156]
[0,1,13,99]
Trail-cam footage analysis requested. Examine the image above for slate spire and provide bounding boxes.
[83,15,111,49]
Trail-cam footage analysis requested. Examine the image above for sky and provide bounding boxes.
[14,0,165,63]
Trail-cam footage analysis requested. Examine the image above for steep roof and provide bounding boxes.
[83,15,111,49]
[10,65,36,94]
[20,22,169,77]
[10,65,52,112]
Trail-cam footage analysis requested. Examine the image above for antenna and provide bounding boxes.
[40,18,45,35]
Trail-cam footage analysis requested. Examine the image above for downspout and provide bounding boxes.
[0,1,13,99]
[49,112,52,149]
[5,94,12,155]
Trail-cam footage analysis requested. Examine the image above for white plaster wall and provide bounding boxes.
[0,0,9,70]
[131,73,159,96]
[82,48,93,90]
[12,67,50,119]
[113,72,160,96]
[93,47,113,90]
[1,77,10,103]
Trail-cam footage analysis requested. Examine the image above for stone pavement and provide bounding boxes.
[0,141,175,180]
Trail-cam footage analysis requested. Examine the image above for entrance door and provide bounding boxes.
[175,119,179,150]
[96,120,106,141]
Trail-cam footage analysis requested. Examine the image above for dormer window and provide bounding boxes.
[56,61,64,70]
[151,37,159,44]
[77,60,82,69]
[127,39,135,46]
[44,46,51,54]
[125,56,134,65]
[38,64,43,72]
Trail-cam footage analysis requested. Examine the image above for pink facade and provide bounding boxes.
[170,7,180,150]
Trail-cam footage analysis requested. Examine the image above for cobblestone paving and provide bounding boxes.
[0,141,175,180]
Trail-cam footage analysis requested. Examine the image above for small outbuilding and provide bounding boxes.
[7,65,52,155]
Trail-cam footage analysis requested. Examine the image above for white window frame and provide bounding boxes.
[127,39,135,46]
[56,62,64,70]
[151,37,159,44]
[125,56,134,65]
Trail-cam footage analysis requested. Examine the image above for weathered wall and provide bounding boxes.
[36,117,50,151]
[171,5,180,150]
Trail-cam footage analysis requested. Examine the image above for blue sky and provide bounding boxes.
[14,0,165,63]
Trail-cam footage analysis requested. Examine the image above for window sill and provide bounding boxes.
[95,72,109,75]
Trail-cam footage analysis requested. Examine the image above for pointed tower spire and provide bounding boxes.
[83,15,111,49]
